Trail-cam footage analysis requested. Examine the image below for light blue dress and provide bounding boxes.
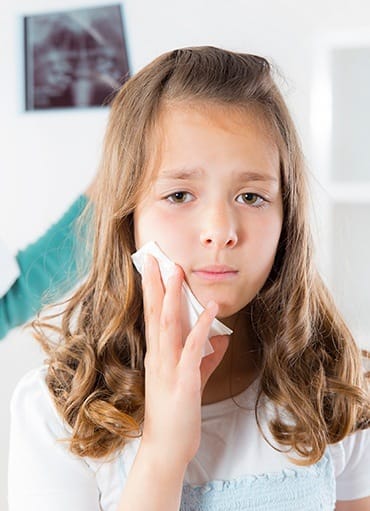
[180,451,335,511]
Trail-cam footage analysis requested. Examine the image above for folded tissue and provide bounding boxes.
[131,241,233,356]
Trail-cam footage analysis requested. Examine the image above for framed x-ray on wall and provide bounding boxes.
[24,4,130,110]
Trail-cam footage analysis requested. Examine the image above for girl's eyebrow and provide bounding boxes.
[157,168,279,183]
[233,170,279,184]
[157,168,203,181]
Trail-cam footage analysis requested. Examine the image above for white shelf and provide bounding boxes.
[311,32,370,349]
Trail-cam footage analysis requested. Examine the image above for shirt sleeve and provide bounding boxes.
[0,239,20,299]
[8,367,101,511]
[0,195,88,340]
[330,427,370,500]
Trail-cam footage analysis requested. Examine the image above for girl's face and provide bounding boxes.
[134,103,283,319]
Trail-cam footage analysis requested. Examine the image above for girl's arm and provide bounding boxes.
[0,194,88,340]
[117,443,187,510]
[117,256,229,510]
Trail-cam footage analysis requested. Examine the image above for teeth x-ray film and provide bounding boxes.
[131,241,233,356]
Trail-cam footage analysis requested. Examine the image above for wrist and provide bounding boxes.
[138,439,189,478]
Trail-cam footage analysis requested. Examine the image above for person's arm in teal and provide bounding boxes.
[0,195,88,340]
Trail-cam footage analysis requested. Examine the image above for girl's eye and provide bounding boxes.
[165,191,193,204]
[236,193,265,207]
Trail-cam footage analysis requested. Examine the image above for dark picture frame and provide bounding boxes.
[24,4,130,110]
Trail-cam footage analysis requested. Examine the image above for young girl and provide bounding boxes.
[8,46,370,511]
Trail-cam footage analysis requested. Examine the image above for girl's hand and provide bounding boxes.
[141,255,230,468]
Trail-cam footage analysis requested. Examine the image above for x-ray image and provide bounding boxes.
[24,4,130,110]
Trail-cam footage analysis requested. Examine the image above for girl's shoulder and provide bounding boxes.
[11,366,59,417]
[329,428,370,501]
[11,365,140,460]
[10,365,72,444]
[12,366,58,409]
[9,366,105,510]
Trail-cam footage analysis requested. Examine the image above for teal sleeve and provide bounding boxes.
[0,195,89,340]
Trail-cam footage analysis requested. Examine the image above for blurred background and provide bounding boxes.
[1,1,370,508]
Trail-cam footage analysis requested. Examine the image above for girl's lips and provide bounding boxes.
[192,265,238,281]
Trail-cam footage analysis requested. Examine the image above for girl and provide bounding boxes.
[8,47,370,511]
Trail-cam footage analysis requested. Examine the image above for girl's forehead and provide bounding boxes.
[144,101,281,182]
[157,99,274,133]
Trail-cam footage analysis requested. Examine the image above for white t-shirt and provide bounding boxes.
[0,240,19,298]
[8,367,370,511]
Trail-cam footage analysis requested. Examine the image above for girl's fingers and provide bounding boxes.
[158,264,184,361]
[180,301,219,369]
[143,255,227,379]
[142,255,164,354]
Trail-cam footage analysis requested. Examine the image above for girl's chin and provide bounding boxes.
[187,284,249,320]
[210,302,243,321]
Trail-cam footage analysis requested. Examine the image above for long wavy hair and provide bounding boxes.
[34,46,370,464]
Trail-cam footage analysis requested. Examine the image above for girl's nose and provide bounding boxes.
[199,205,238,249]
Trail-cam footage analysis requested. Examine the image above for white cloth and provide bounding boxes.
[8,367,370,511]
[0,240,20,298]
[131,241,233,356]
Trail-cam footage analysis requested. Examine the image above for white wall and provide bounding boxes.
[1,1,370,508]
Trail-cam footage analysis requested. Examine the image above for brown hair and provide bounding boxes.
[34,46,370,463]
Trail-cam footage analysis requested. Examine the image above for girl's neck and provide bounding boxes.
[201,311,261,405]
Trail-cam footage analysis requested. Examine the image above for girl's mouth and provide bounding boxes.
[192,265,238,281]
